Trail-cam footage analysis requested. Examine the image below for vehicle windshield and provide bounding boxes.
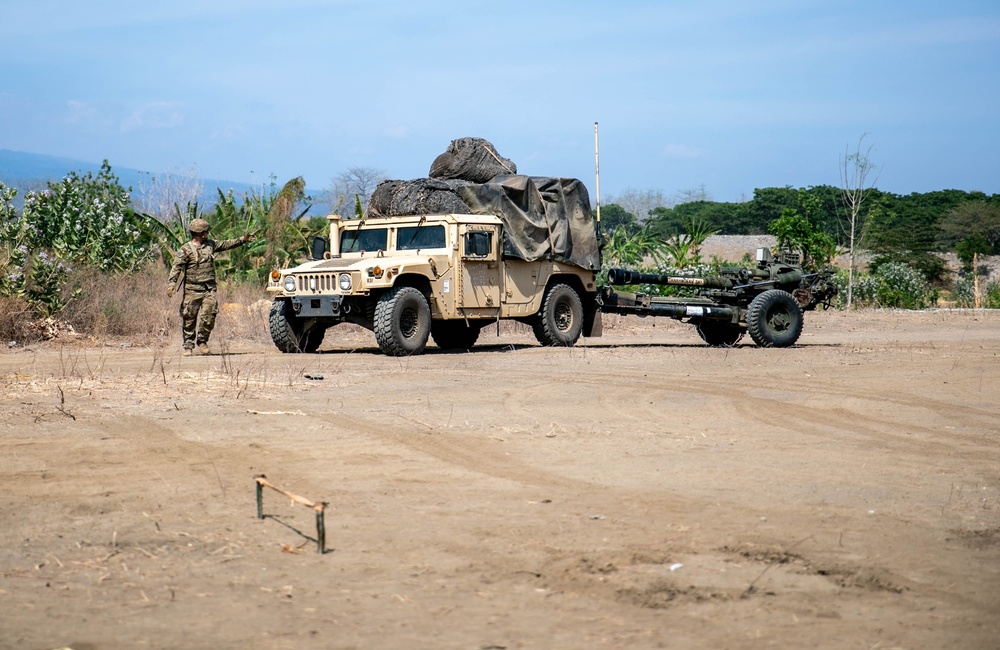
[397,225,446,250]
[340,228,388,254]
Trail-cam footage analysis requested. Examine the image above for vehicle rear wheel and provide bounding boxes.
[374,286,431,356]
[269,299,326,353]
[746,290,803,348]
[696,321,746,347]
[431,320,481,351]
[532,283,583,347]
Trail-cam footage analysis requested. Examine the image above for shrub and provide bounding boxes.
[852,262,937,309]
[953,274,1000,309]
[21,161,155,272]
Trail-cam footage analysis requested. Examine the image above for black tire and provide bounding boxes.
[431,320,481,351]
[746,290,804,348]
[268,299,326,353]
[532,283,584,347]
[374,286,431,356]
[696,321,746,347]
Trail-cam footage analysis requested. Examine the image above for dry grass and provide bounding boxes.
[0,295,38,345]
[41,265,273,349]
[60,264,173,342]
[213,281,273,345]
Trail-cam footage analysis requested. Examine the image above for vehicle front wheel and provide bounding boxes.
[269,299,326,353]
[532,283,584,347]
[746,290,804,348]
[374,286,431,356]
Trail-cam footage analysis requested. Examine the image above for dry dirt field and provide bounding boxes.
[1,308,998,650]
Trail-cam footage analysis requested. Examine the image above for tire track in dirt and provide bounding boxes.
[315,411,717,521]
[483,360,998,433]
[468,362,999,458]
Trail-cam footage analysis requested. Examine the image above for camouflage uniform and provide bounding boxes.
[168,232,251,352]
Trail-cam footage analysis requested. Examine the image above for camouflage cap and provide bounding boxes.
[189,218,211,234]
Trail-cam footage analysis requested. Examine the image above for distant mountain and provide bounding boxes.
[0,148,252,199]
[0,149,104,187]
[0,149,332,216]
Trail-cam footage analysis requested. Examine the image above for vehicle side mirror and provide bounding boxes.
[311,236,329,260]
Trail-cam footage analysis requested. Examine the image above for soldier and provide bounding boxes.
[167,219,255,356]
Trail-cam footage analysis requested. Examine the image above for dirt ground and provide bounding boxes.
[1,308,998,650]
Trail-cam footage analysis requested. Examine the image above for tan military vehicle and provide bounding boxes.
[266,201,602,355]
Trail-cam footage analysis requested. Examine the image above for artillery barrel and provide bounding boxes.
[606,268,733,289]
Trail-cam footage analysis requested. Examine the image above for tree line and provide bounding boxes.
[602,184,1000,281]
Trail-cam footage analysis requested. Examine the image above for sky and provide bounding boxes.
[2,0,999,204]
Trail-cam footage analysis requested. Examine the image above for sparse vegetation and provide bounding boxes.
[3,154,1000,352]
[850,262,937,310]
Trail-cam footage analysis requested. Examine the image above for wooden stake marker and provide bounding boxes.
[254,474,328,554]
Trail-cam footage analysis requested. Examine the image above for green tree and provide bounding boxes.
[597,203,638,236]
[767,190,838,270]
[740,186,799,234]
[648,200,745,237]
[939,202,1000,252]
[862,196,948,283]
[955,234,991,271]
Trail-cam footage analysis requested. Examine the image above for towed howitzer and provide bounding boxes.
[599,248,837,348]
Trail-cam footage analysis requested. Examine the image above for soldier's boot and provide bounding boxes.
[198,342,210,355]
[182,347,194,357]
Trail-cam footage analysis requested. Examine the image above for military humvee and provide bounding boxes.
[266,211,601,356]
[266,172,834,355]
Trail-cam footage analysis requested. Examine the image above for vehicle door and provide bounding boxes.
[458,225,501,316]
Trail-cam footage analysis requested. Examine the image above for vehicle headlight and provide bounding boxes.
[339,273,352,291]
[283,276,296,292]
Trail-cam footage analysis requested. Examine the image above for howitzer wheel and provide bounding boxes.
[746,290,804,348]
[696,321,746,347]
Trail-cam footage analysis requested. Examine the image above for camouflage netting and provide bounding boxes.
[428,137,517,183]
[367,179,469,218]
[366,138,600,270]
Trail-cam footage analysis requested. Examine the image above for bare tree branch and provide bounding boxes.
[839,134,881,309]
[326,167,388,218]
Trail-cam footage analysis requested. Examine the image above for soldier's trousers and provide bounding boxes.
[180,286,218,349]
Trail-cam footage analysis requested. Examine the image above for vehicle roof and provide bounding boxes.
[335,213,503,227]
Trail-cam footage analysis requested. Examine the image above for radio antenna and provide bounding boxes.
[594,122,602,237]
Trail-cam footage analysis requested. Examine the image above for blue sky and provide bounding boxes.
[2,0,998,203]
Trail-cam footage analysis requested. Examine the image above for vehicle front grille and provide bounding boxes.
[296,273,337,293]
